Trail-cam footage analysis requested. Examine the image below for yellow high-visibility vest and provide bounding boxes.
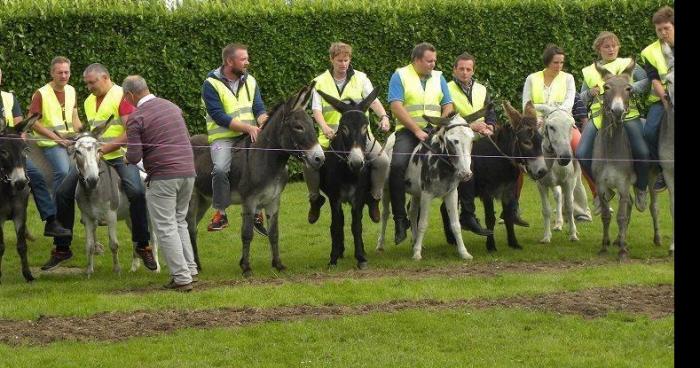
[640,40,670,104]
[313,69,368,148]
[395,64,443,130]
[35,84,76,148]
[447,80,486,122]
[205,75,257,144]
[582,58,640,129]
[529,70,569,118]
[1,91,15,126]
[84,85,125,160]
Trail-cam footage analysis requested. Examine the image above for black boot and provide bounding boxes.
[394,217,410,245]
[43,218,72,237]
[460,214,493,236]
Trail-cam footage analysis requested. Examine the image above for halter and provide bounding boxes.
[484,124,534,169]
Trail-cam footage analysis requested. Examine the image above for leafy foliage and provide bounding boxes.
[0,0,672,177]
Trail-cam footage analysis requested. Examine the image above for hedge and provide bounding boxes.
[0,0,673,178]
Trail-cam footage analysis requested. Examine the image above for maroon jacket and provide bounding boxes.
[126,96,195,180]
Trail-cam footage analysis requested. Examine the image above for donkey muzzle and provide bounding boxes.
[305,144,325,170]
[557,155,571,166]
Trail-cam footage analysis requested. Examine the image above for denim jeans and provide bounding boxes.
[25,158,56,221]
[54,156,150,248]
[644,101,665,163]
[576,118,650,190]
[41,145,70,192]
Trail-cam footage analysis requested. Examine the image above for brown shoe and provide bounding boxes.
[368,199,380,223]
[163,279,193,292]
[308,196,326,224]
[135,246,158,271]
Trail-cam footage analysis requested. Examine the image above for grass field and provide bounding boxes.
[0,178,674,367]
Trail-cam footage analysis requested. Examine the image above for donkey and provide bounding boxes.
[69,119,161,276]
[186,83,324,277]
[377,109,486,260]
[592,60,638,260]
[470,101,547,253]
[649,43,674,256]
[315,88,379,269]
[0,114,40,283]
[535,106,580,244]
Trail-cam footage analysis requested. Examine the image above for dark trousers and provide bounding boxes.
[54,157,150,249]
[389,128,432,221]
[457,178,477,218]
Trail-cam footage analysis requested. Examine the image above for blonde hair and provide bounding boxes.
[329,42,352,59]
[592,31,620,53]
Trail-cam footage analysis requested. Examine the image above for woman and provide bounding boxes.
[575,31,651,214]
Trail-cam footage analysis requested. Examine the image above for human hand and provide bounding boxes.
[414,129,429,142]
[322,125,335,140]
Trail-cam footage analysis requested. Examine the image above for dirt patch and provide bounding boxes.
[0,284,673,346]
[116,257,670,294]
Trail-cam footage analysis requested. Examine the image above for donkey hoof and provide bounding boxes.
[460,253,473,261]
[540,237,551,244]
[508,243,523,250]
[669,249,674,257]
[357,261,368,270]
[569,235,579,242]
[597,248,608,256]
[412,253,422,261]
[617,251,629,262]
[654,235,662,247]
[242,269,253,278]
[553,225,563,232]
[23,273,35,283]
[272,262,287,272]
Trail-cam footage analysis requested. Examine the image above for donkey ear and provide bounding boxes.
[12,113,41,135]
[317,89,349,114]
[291,81,316,111]
[503,101,521,125]
[91,114,115,139]
[463,101,493,123]
[621,57,636,77]
[357,87,380,113]
[595,61,613,81]
[523,101,537,120]
[424,114,448,127]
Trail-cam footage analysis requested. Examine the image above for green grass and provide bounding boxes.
[0,308,674,368]
[0,179,674,365]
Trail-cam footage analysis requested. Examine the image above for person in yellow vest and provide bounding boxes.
[305,42,390,224]
[202,43,269,235]
[522,44,592,222]
[1,65,71,238]
[574,31,651,215]
[443,52,494,238]
[640,5,674,193]
[388,42,454,245]
[41,63,157,271]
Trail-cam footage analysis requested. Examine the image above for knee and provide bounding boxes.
[212,163,230,177]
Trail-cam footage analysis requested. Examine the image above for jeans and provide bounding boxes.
[576,118,650,190]
[644,101,665,163]
[25,158,55,221]
[54,156,150,248]
[41,145,70,193]
[210,137,246,211]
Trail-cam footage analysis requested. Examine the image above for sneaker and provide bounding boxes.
[135,246,158,271]
[163,279,193,292]
[207,210,229,232]
[191,274,199,283]
[634,188,648,212]
[43,219,72,237]
[653,176,667,193]
[368,199,381,223]
[254,212,268,237]
[308,196,326,224]
[40,249,73,271]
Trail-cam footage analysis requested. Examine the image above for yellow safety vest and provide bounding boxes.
[640,40,670,104]
[205,75,257,144]
[582,58,640,129]
[313,70,368,148]
[447,80,486,123]
[529,70,569,118]
[35,84,76,148]
[84,85,125,160]
[396,64,443,130]
[1,91,15,126]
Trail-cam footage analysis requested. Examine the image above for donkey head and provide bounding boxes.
[423,104,486,181]
[70,115,115,190]
[504,101,547,179]
[662,43,674,107]
[538,105,575,166]
[0,113,40,191]
[317,87,380,173]
[277,81,325,170]
[595,58,636,124]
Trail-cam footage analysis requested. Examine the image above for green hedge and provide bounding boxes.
[0,0,672,178]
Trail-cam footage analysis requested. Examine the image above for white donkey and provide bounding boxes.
[535,107,580,243]
[378,111,481,260]
[69,122,160,276]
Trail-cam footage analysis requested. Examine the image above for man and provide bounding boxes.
[1,65,70,237]
[444,53,494,238]
[202,43,268,235]
[41,63,156,271]
[124,75,197,292]
[387,42,454,245]
[306,42,390,224]
[640,5,674,193]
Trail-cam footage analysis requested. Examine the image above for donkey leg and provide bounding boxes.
[599,193,612,255]
[0,226,5,282]
[664,170,675,256]
[538,184,552,244]
[503,199,522,250]
[188,194,209,271]
[445,190,472,260]
[482,196,497,253]
[267,198,285,272]
[616,190,632,261]
[240,208,256,278]
[552,186,563,231]
[412,195,432,261]
[351,204,368,269]
[328,199,344,266]
[563,181,578,242]
[409,194,420,245]
[84,219,98,277]
[14,216,34,282]
[376,187,392,252]
[649,177,662,246]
